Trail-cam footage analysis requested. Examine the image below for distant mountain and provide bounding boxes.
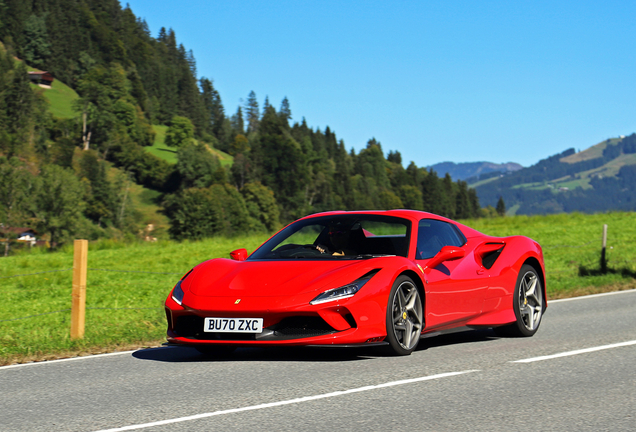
[428,161,523,181]
[474,135,636,215]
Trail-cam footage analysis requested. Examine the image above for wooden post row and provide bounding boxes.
[71,239,88,339]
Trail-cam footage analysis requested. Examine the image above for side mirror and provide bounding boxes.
[230,248,248,261]
[424,246,465,271]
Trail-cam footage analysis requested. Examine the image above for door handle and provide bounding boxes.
[476,268,485,275]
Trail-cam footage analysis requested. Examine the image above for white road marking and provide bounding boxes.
[512,340,636,363]
[550,288,636,303]
[0,350,138,370]
[91,370,479,432]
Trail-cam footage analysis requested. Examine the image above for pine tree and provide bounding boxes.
[324,126,337,158]
[387,150,402,165]
[454,180,471,219]
[245,90,259,133]
[4,62,34,155]
[199,77,226,144]
[262,95,270,116]
[279,96,291,126]
[256,106,307,218]
[231,106,244,135]
[441,173,456,218]
[468,188,481,218]
[22,13,51,68]
[421,169,444,215]
[496,196,506,216]
[355,138,389,189]
[186,49,197,77]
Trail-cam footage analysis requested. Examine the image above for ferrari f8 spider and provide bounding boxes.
[165,210,546,356]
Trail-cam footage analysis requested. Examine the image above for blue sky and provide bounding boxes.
[125,0,636,168]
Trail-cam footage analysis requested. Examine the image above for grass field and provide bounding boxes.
[1,212,635,365]
[145,125,176,163]
[0,235,270,365]
[40,79,79,119]
[27,73,79,119]
[463,212,636,295]
[145,125,234,167]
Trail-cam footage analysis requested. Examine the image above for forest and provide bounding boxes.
[0,0,483,249]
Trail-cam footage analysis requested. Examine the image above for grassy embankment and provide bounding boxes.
[146,124,234,167]
[0,235,270,365]
[28,66,79,119]
[1,212,634,365]
[464,212,636,296]
[28,73,233,168]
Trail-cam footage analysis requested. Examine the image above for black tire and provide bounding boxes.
[494,264,544,337]
[385,275,424,355]
[195,345,236,357]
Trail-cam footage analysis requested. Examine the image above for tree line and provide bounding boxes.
[0,0,485,248]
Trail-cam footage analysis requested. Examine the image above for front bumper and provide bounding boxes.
[165,295,387,346]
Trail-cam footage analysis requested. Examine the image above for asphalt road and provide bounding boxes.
[2,289,635,432]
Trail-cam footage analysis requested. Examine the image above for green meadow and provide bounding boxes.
[0,235,270,365]
[145,125,234,166]
[1,212,635,365]
[27,65,79,119]
[463,212,636,295]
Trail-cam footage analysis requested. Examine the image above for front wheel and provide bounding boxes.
[385,276,424,355]
[494,264,544,337]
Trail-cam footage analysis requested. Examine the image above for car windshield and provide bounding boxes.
[249,215,411,260]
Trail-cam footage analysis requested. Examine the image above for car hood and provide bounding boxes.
[183,258,381,298]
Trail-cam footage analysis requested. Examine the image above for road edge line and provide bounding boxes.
[550,288,636,303]
[511,340,636,363]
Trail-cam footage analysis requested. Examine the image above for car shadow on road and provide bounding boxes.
[416,328,500,351]
[132,345,381,363]
[133,329,500,363]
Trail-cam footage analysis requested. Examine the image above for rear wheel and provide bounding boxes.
[385,276,424,355]
[494,264,543,337]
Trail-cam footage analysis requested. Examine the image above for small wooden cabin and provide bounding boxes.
[28,71,55,86]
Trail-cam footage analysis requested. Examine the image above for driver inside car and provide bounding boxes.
[316,222,358,256]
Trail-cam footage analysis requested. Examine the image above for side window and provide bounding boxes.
[416,219,465,259]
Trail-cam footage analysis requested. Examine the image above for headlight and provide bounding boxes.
[171,280,185,305]
[310,270,379,305]
[171,269,193,306]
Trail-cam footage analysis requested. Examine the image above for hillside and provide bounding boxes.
[429,161,523,181]
[145,125,234,167]
[1,1,483,252]
[474,134,636,215]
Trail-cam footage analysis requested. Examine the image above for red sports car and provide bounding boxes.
[165,210,546,356]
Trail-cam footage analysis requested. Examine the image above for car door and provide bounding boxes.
[416,219,489,329]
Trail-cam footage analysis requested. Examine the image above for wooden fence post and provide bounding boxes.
[600,224,608,274]
[71,239,88,339]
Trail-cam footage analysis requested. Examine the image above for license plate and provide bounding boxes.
[203,317,263,333]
